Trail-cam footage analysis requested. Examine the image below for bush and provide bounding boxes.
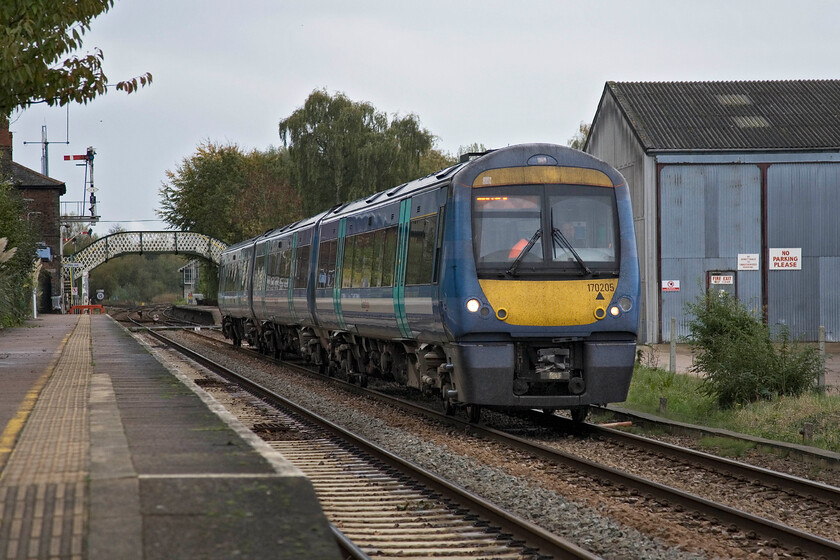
[0,183,37,326]
[685,291,823,408]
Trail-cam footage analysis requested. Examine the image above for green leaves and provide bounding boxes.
[0,0,151,115]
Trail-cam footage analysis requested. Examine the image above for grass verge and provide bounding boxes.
[617,365,840,454]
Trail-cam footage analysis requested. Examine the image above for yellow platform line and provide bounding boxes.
[0,319,77,471]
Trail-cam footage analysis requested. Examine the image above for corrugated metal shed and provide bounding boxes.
[586,79,840,342]
[601,80,840,152]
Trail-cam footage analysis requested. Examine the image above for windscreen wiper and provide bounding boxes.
[552,228,592,276]
[506,228,542,276]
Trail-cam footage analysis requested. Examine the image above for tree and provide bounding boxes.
[90,253,188,304]
[567,122,591,151]
[419,148,457,175]
[278,89,437,216]
[457,142,488,158]
[158,141,301,244]
[0,1,151,116]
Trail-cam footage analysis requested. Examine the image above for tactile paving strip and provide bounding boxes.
[0,315,89,560]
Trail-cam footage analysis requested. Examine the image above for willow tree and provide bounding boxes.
[278,90,439,216]
[0,0,151,117]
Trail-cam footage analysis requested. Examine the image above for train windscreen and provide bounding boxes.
[472,183,619,276]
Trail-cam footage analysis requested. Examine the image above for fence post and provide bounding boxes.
[819,325,826,390]
[670,317,677,374]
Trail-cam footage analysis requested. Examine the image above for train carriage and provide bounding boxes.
[219,143,640,421]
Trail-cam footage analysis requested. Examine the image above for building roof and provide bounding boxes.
[602,80,840,152]
[1,159,67,193]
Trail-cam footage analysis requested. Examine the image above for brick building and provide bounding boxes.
[1,121,66,312]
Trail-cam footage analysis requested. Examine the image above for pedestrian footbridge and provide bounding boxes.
[63,231,228,281]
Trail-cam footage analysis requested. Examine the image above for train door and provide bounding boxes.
[393,199,412,338]
[333,218,348,330]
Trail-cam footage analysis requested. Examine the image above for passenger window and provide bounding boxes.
[370,229,385,288]
[317,239,336,288]
[294,245,310,287]
[342,236,355,289]
[351,234,367,287]
[381,227,397,287]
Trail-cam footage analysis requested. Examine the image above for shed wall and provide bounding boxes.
[659,165,763,340]
[768,163,840,341]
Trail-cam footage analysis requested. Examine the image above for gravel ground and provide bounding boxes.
[154,330,819,559]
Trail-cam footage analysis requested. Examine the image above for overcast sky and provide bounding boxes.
[10,0,839,236]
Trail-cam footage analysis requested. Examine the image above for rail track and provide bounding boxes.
[134,322,840,559]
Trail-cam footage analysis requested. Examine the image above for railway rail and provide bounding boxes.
[141,327,596,560]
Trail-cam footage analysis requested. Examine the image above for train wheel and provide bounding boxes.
[359,374,368,388]
[570,405,589,424]
[442,383,456,416]
[466,404,481,423]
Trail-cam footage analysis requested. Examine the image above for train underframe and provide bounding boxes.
[221,315,635,423]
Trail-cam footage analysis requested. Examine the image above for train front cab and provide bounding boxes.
[441,147,640,417]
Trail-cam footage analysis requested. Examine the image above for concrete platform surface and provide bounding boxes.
[0,314,340,560]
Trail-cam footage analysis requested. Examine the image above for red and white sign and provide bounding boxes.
[661,280,680,292]
[769,248,801,270]
[738,253,760,271]
[710,274,734,285]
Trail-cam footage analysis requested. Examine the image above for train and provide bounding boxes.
[218,143,640,422]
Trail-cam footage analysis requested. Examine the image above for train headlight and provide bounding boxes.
[466,298,481,313]
[618,296,633,312]
[609,306,620,317]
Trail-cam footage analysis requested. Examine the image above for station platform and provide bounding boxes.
[0,314,340,560]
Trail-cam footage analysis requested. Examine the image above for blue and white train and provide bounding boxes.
[218,143,640,421]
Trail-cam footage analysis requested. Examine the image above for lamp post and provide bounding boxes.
[23,203,42,318]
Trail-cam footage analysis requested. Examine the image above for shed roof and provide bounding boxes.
[601,80,840,152]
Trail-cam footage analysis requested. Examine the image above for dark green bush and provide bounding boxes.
[685,291,823,408]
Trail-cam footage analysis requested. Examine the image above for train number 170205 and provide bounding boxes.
[587,282,615,293]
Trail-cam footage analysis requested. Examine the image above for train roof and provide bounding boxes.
[319,161,467,219]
